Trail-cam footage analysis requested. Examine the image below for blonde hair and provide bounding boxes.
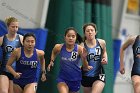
[5,16,18,27]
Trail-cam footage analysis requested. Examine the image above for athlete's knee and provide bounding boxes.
[134,82,140,87]
[0,89,8,93]
[134,82,140,93]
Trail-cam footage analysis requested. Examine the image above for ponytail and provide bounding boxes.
[76,33,83,44]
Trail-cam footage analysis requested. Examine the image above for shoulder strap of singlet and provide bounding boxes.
[1,35,6,47]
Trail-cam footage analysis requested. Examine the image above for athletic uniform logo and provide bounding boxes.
[61,51,78,62]
[99,74,105,81]
[5,45,14,52]
[136,46,140,54]
[87,47,101,61]
[71,51,78,60]
[136,46,140,58]
[20,60,38,68]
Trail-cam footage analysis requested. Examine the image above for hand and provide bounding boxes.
[14,72,22,79]
[136,54,140,58]
[120,65,125,74]
[47,62,54,71]
[83,66,93,71]
[81,48,88,59]
[101,58,107,65]
[41,73,46,82]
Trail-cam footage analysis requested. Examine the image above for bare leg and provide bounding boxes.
[57,82,69,93]
[132,75,140,93]
[13,84,23,93]
[23,83,37,93]
[0,75,9,93]
[91,80,105,93]
[82,86,91,93]
[9,80,14,93]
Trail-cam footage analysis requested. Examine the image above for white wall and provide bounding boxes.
[0,0,49,28]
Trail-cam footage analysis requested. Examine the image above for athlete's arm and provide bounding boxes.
[38,50,46,73]
[37,49,46,82]
[120,36,136,74]
[99,39,108,65]
[19,34,23,45]
[6,48,21,78]
[47,44,62,71]
[0,36,4,66]
[0,36,4,46]
[78,45,92,70]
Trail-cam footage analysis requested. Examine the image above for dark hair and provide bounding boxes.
[83,23,97,41]
[23,33,36,43]
[64,27,77,36]
[83,23,97,33]
[65,27,83,44]
[76,33,83,44]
